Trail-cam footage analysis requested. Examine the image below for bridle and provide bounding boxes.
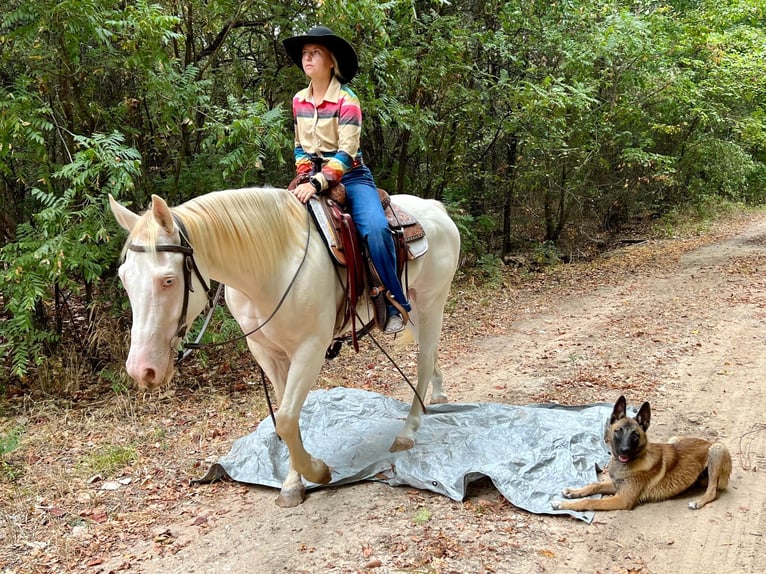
[124,206,426,419]
[127,216,213,354]
[125,209,312,364]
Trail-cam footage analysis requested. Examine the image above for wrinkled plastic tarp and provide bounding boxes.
[201,387,612,522]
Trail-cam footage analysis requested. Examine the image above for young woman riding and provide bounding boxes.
[283,26,410,334]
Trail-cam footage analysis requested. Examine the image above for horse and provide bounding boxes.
[109,187,461,507]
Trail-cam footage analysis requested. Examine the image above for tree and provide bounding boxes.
[1,0,764,383]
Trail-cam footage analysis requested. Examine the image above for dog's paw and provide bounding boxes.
[551,500,563,510]
[561,488,576,499]
[688,500,702,510]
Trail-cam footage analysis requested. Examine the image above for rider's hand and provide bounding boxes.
[291,182,318,204]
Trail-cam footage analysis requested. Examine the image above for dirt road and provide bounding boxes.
[106,214,766,574]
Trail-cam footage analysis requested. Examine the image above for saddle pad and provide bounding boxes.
[308,196,344,263]
[197,387,612,523]
[406,235,428,259]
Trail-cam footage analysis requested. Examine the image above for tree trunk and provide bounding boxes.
[395,130,411,195]
[502,135,518,253]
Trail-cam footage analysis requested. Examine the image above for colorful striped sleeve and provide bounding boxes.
[292,90,314,175]
[322,86,362,185]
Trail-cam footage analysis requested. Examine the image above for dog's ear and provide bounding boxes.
[610,395,628,425]
[635,402,651,431]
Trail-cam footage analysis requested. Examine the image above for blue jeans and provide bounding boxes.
[341,166,411,313]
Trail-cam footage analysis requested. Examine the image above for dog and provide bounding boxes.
[551,395,732,511]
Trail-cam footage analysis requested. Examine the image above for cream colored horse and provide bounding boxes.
[109,187,460,506]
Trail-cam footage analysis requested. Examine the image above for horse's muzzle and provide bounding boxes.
[125,347,175,391]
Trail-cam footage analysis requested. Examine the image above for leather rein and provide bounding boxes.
[126,211,311,365]
[125,207,426,416]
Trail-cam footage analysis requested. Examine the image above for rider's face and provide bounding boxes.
[301,44,333,81]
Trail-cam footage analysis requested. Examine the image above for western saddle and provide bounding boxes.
[288,176,428,356]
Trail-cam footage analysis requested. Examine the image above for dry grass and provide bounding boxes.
[1,378,269,572]
[0,207,760,572]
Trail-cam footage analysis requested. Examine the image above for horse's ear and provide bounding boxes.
[150,194,175,235]
[109,194,139,232]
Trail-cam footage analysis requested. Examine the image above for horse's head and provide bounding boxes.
[109,194,210,390]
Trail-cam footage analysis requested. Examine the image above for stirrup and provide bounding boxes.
[385,291,410,325]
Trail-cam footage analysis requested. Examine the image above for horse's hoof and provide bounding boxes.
[276,485,306,508]
[389,437,415,452]
[430,394,448,405]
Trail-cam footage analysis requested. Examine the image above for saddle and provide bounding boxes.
[288,177,428,353]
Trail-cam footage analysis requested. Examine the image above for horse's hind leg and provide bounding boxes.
[403,322,447,406]
[389,354,430,452]
[429,356,448,404]
[390,302,443,452]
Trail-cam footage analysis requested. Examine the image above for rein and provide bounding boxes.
[182,205,312,356]
[125,205,424,419]
[126,208,313,364]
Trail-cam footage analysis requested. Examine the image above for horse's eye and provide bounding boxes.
[162,277,175,288]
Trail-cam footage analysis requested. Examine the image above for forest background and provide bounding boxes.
[0,0,765,387]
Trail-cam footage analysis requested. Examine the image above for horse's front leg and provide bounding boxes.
[245,338,329,507]
[273,346,332,506]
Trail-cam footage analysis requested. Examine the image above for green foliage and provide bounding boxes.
[476,254,504,287]
[0,132,142,376]
[98,367,131,395]
[0,425,25,481]
[0,85,53,183]
[1,0,765,386]
[530,241,562,268]
[0,425,24,457]
[202,98,289,186]
[443,202,491,262]
[680,140,755,202]
[182,301,251,368]
[412,507,433,525]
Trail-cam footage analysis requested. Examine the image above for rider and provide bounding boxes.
[283,26,410,334]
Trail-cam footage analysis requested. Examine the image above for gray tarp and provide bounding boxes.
[200,387,612,522]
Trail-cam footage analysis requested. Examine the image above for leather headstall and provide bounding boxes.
[127,215,211,348]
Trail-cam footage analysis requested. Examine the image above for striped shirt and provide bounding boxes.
[292,76,364,190]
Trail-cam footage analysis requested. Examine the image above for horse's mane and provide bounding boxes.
[125,187,307,276]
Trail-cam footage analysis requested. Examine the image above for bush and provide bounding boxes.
[0,132,141,378]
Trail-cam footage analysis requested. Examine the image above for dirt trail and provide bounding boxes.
[110,216,766,574]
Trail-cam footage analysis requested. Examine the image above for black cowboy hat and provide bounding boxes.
[283,26,358,83]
